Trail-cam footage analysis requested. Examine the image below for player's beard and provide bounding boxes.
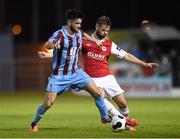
[96,31,106,40]
[70,26,78,33]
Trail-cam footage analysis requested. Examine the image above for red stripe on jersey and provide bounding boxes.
[63,36,73,75]
[53,32,64,75]
[72,36,80,74]
[52,31,62,44]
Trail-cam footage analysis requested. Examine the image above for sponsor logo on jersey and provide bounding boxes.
[116,45,121,51]
[87,51,105,60]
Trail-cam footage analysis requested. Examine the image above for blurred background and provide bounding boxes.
[0,0,180,98]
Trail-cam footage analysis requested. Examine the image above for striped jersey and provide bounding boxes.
[49,26,83,75]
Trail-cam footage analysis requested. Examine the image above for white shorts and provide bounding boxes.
[72,75,124,98]
[92,75,124,98]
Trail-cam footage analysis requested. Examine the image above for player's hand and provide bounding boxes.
[45,41,61,49]
[54,43,61,49]
[144,63,159,68]
[37,51,47,58]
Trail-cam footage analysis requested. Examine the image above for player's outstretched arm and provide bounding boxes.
[44,40,61,49]
[123,53,159,69]
[38,51,53,58]
[83,32,102,47]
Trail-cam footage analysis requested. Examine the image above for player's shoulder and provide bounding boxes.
[103,38,113,46]
[82,40,94,47]
[56,26,64,32]
[52,27,63,35]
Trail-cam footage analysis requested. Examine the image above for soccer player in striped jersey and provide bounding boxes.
[29,9,111,132]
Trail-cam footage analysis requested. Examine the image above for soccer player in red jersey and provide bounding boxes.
[81,16,158,126]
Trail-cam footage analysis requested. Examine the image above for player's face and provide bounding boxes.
[70,18,82,33]
[96,24,110,39]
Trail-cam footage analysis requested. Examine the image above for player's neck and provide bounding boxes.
[92,33,106,43]
[66,26,75,36]
[92,32,101,40]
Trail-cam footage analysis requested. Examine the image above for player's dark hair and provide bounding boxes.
[65,9,83,21]
[96,16,111,26]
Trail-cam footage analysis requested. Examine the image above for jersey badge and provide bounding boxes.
[102,46,107,51]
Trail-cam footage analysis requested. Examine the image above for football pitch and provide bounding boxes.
[0,92,180,138]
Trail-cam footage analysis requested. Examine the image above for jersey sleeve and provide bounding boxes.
[111,42,127,59]
[49,31,62,45]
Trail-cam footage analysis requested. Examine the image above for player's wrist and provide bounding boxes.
[143,63,148,67]
[45,41,54,49]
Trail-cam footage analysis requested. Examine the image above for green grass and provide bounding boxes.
[0,92,180,138]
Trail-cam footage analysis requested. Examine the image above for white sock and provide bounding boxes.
[104,98,123,116]
[119,107,129,117]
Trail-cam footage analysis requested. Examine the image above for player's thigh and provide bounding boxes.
[71,69,101,97]
[113,94,127,108]
[46,75,70,95]
[102,75,124,98]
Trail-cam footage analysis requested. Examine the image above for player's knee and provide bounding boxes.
[93,89,103,98]
[98,88,105,97]
[44,101,53,109]
[93,93,101,98]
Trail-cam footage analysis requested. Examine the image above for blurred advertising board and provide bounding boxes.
[116,76,172,98]
[110,61,172,98]
[107,29,173,97]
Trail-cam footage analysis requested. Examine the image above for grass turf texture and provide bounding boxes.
[0,92,180,138]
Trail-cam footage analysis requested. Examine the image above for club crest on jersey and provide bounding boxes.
[101,46,106,51]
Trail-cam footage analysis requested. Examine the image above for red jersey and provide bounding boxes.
[81,35,127,77]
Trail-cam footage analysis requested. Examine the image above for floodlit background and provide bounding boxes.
[1,0,180,138]
[1,0,180,97]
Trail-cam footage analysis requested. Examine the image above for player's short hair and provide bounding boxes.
[65,9,83,21]
[96,16,111,26]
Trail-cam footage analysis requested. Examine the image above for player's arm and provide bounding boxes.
[83,32,102,47]
[44,31,61,49]
[44,40,54,49]
[38,51,53,58]
[44,39,61,49]
[123,53,159,68]
[111,42,158,69]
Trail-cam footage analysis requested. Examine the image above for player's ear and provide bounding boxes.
[95,24,99,30]
[66,20,71,26]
